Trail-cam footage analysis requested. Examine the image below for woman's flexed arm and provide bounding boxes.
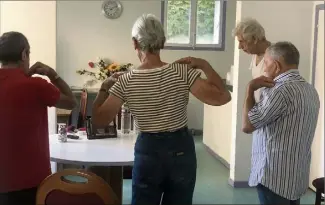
[174,57,231,106]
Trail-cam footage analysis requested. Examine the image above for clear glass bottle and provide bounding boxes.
[108,121,116,136]
[121,104,131,134]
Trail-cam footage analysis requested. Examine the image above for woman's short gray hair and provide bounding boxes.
[267,41,300,66]
[232,18,265,42]
[132,14,166,54]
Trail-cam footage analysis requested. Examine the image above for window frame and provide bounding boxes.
[161,0,227,51]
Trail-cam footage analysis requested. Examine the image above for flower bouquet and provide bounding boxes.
[76,58,133,88]
[77,58,134,138]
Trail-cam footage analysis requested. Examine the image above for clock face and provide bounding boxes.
[102,0,123,19]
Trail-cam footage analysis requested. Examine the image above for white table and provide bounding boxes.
[49,133,137,203]
[50,133,136,166]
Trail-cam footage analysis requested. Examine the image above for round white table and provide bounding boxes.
[50,133,136,166]
[49,133,137,204]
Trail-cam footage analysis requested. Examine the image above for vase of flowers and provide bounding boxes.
[76,57,133,88]
[76,58,133,136]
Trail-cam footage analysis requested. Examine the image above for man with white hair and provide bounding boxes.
[242,41,320,204]
[233,18,271,102]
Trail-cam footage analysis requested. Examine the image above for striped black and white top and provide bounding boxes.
[109,63,201,132]
[248,69,320,200]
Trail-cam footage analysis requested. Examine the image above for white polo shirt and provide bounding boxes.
[249,55,265,102]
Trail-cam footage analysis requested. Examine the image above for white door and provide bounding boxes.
[309,7,324,190]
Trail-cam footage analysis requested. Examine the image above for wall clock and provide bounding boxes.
[101,0,123,19]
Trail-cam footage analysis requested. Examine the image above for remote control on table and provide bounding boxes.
[67,135,79,140]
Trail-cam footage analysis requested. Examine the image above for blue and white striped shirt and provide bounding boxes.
[248,69,320,200]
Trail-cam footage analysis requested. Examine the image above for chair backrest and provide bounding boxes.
[36,169,119,205]
[80,89,88,121]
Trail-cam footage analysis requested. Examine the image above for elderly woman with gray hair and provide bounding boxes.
[233,17,271,102]
[92,14,231,205]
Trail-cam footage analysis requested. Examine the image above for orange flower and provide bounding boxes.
[107,63,120,71]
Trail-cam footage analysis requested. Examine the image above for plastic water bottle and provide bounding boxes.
[58,123,68,142]
[121,104,131,134]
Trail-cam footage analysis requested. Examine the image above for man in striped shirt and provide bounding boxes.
[242,41,320,205]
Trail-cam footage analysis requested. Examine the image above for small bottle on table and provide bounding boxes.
[58,123,68,142]
[121,104,131,134]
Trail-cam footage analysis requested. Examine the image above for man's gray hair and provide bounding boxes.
[267,41,300,66]
[0,31,30,65]
[232,17,265,42]
[131,14,165,54]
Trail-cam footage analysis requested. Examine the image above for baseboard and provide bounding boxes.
[203,144,251,188]
[228,178,250,188]
[203,143,230,169]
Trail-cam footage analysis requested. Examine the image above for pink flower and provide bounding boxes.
[88,62,95,68]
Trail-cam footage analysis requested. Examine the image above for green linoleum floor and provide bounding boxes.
[122,136,316,204]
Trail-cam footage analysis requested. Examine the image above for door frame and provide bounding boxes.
[311,3,324,86]
[309,3,324,190]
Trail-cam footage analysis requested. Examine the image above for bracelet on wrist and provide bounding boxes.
[99,88,109,94]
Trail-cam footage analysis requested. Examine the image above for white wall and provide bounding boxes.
[0,1,57,134]
[227,1,315,183]
[203,93,232,164]
[56,0,237,130]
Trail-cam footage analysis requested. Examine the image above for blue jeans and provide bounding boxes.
[131,127,197,205]
[257,184,300,205]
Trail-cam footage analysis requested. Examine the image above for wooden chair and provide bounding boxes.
[312,177,324,205]
[80,89,88,122]
[67,89,88,129]
[36,169,119,205]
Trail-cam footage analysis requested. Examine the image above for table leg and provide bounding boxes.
[56,162,64,172]
[87,166,123,204]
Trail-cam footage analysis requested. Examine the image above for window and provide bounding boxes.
[161,0,226,51]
